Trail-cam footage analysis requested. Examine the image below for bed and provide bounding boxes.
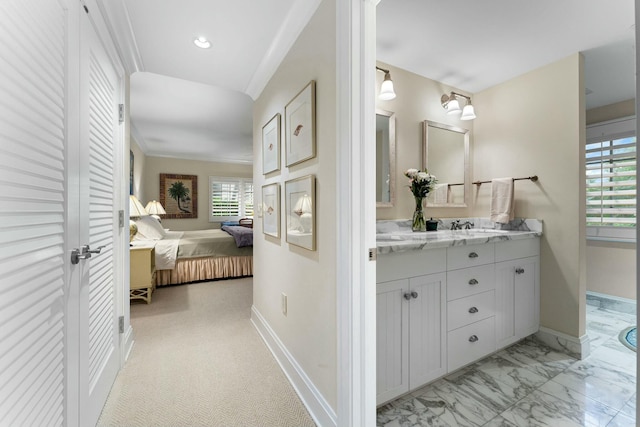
[131,216,253,286]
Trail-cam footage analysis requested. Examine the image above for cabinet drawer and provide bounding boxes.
[495,238,539,262]
[447,290,495,331]
[377,248,446,283]
[448,317,496,372]
[447,264,495,301]
[447,244,494,271]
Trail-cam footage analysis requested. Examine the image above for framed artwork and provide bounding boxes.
[129,150,134,195]
[285,175,315,251]
[159,174,198,219]
[285,80,316,167]
[262,183,280,238]
[262,113,281,174]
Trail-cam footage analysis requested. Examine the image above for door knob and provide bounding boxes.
[71,245,106,265]
[515,267,525,274]
[71,248,91,265]
[468,279,478,285]
[468,335,479,343]
[468,252,479,258]
[410,291,418,299]
[468,306,478,314]
[403,292,412,301]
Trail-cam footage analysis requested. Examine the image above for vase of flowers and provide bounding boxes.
[405,168,437,232]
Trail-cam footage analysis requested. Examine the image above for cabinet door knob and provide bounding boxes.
[468,307,478,314]
[515,267,525,274]
[411,291,418,299]
[468,252,479,258]
[468,335,479,343]
[468,279,478,285]
[403,292,412,301]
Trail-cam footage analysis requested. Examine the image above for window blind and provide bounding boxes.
[209,177,253,221]
[585,118,636,228]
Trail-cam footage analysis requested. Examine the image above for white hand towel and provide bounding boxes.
[490,178,514,224]
[432,183,449,204]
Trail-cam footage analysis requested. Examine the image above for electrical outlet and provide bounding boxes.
[281,293,287,316]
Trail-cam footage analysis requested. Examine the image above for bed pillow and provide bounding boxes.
[134,216,166,240]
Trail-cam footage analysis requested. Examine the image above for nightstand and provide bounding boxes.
[130,245,156,303]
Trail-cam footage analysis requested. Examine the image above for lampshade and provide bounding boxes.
[145,200,166,215]
[460,103,476,121]
[129,195,148,218]
[446,97,461,115]
[379,73,396,101]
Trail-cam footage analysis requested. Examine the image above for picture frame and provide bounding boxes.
[129,150,134,195]
[261,183,280,238]
[262,113,281,175]
[285,175,315,251]
[159,173,198,219]
[285,80,316,167]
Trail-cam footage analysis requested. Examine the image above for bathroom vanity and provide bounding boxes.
[376,219,542,405]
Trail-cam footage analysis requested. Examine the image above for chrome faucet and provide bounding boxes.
[462,221,474,230]
[450,220,461,230]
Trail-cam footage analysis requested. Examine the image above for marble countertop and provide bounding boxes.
[377,218,543,255]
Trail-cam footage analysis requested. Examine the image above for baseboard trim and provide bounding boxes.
[122,325,134,362]
[586,291,636,315]
[535,326,590,359]
[251,306,337,427]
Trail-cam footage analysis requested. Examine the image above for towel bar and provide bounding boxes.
[473,175,538,186]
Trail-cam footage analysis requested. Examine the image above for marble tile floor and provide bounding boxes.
[377,305,636,426]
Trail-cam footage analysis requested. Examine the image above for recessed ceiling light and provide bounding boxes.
[194,36,211,49]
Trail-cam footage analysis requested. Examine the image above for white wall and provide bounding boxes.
[375,62,474,220]
[130,136,146,199]
[141,156,252,231]
[472,54,586,337]
[252,0,337,411]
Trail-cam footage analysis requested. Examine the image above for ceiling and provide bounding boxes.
[108,0,635,164]
[377,0,636,110]
[105,0,321,164]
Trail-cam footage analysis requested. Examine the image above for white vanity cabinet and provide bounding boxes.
[376,235,540,405]
[376,249,447,405]
[495,239,540,349]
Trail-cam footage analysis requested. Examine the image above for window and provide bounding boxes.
[585,117,636,241]
[209,176,253,222]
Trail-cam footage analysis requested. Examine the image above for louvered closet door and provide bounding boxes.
[0,0,68,426]
[78,10,121,426]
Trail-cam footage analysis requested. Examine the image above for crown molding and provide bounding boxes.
[244,0,322,100]
[95,0,144,75]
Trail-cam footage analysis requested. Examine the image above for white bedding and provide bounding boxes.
[132,231,183,270]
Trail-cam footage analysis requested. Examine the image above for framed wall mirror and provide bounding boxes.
[422,120,469,208]
[376,109,396,207]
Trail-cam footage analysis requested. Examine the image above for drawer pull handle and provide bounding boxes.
[515,267,525,274]
[468,335,479,343]
[468,279,478,285]
[468,307,478,314]
[468,252,479,259]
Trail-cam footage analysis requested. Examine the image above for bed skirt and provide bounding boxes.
[155,256,253,286]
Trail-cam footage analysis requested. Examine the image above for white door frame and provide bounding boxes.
[336,0,377,425]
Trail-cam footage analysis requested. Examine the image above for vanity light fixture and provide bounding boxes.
[376,66,396,100]
[441,92,476,120]
[194,36,211,49]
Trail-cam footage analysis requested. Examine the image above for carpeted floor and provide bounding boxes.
[98,278,316,427]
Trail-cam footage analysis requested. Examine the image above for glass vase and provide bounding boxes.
[412,197,426,232]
